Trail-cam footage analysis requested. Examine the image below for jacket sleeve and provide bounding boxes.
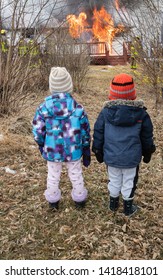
[32,105,46,146]
[80,110,91,148]
[140,111,156,158]
[92,110,105,154]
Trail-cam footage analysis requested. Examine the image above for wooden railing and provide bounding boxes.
[55,41,130,65]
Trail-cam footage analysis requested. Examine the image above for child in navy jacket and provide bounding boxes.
[92,73,156,217]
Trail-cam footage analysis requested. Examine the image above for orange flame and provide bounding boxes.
[92,7,117,52]
[67,12,88,38]
[67,6,124,53]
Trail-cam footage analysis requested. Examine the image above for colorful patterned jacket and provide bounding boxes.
[32,93,91,162]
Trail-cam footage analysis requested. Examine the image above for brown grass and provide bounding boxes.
[0,65,163,260]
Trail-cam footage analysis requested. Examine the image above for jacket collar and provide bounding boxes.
[104,99,144,108]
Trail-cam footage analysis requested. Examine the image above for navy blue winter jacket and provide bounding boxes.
[92,100,155,168]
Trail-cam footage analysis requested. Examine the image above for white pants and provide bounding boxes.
[44,159,88,203]
[107,166,137,200]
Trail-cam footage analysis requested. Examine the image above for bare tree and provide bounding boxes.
[0,0,90,116]
[116,0,163,108]
[0,0,52,115]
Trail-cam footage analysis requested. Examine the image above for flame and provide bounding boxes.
[67,6,124,53]
[66,12,88,38]
[92,7,117,52]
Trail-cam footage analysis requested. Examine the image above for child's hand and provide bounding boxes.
[83,147,91,167]
[39,145,44,155]
[142,144,156,164]
[95,151,104,163]
[143,154,151,163]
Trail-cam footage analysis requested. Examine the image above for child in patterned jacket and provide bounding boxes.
[32,67,91,210]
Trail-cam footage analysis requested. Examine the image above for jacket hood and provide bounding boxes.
[103,99,145,126]
[44,92,76,119]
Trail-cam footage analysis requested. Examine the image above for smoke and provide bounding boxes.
[65,0,111,25]
[65,0,142,15]
[120,0,142,9]
[66,0,110,13]
[66,0,110,14]
[56,0,142,24]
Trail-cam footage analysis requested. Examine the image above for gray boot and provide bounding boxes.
[123,199,138,217]
[109,196,119,211]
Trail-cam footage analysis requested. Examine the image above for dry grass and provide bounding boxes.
[0,65,163,260]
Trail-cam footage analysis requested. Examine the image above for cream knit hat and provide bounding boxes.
[49,67,73,93]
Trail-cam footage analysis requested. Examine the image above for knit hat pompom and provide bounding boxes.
[109,73,136,100]
[49,67,73,93]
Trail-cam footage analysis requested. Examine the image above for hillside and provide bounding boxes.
[0,65,162,260]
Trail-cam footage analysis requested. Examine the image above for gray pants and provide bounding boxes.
[107,166,138,200]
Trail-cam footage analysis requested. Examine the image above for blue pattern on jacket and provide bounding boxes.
[32,93,91,162]
[92,100,154,168]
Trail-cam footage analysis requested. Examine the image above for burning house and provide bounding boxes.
[65,0,130,65]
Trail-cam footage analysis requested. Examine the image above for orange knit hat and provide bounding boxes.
[109,73,136,100]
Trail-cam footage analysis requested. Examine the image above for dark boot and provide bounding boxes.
[123,199,138,217]
[75,201,86,209]
[49,201,59,210]
[109,196,119,211]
